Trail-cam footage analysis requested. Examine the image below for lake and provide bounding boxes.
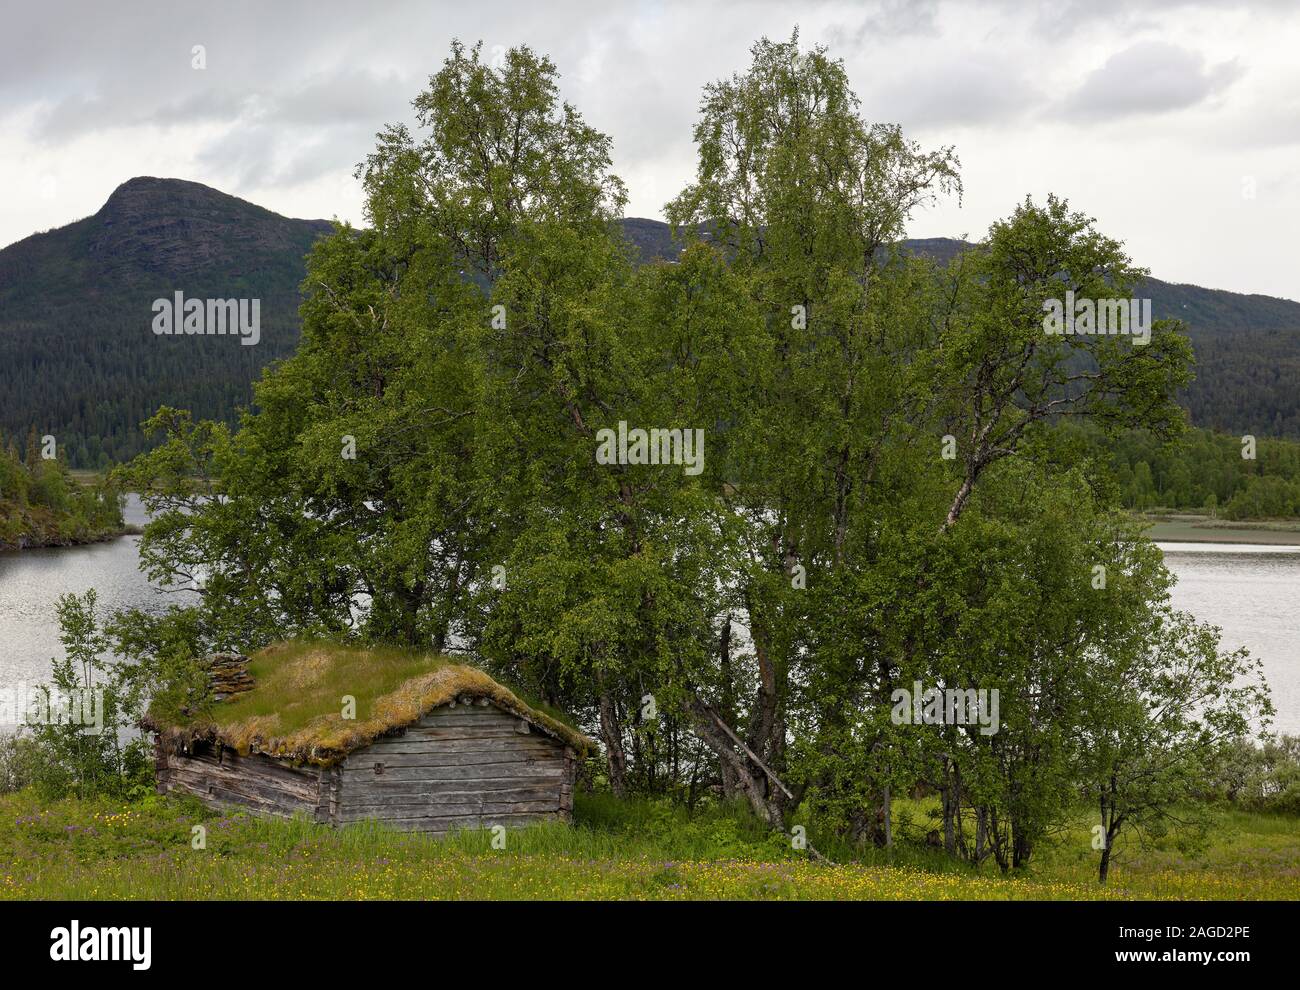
[1160,542,1300,734]
[2,503,1298,733]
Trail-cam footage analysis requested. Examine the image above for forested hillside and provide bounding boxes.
[1,179,1297,466]
[0,178,331,465]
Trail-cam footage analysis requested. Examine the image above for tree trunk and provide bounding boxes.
[882,782,892,848]
[941,758,957,857]
[597,687,627,798]
[989,808,1010,873]
[1012,823,1032,869]
[849,807,872,848]
[686,695,784,829]
[720,760,742,801]
[746,618,780,762]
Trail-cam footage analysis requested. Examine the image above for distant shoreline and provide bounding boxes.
[0,523,141,553]
[1143,514,1300,546]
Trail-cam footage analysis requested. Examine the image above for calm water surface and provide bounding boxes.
[1160,542,1300,734]
[0,496,188,695]
[2,504,1297,733]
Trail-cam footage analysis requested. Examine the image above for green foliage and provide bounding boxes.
[1088,422,1300,517]
[0,435,124,548]
[0,735,39,795]
[1205,736,1300,814]
[14,591,152,800]
[106,605,216,728]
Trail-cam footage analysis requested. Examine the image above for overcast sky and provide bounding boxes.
[3,0,1298,299]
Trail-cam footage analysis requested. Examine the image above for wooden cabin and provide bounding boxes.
[145,644,593,835]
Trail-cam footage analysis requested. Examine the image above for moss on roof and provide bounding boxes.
[146,640,595,766]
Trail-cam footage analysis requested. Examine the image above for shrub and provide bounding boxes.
[0,733,39,794]
[17,590,152,799]
[1206,736,1300,814]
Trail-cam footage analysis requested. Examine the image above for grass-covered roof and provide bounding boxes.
[146,640,595,766]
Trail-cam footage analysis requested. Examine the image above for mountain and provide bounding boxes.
[1,177,1298,466]
[0,178,332,465]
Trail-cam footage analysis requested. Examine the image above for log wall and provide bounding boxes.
[153,701,577,835]
[338,701,576,834]
[154,738,326,820]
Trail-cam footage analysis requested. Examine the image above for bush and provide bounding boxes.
[17,589,153,799]
[1223,476,1300,520]
[0,733,39,794]
[1206,736,1300,814]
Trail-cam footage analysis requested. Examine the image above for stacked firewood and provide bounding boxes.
[207,653,255,702]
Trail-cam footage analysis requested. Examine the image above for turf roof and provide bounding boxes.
[146,640,595,766]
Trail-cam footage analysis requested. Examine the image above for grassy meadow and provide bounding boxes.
[4,789,1297,901]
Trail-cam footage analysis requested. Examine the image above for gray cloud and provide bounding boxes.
[3,0,1300,300]
[862,53,1043,129]
[1020,0,1295,37]
[826,0,941,45]
[273,69,416,127]
[1065,41,1243,118]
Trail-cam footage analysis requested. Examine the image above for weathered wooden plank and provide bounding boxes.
[179,743,318,778]
[337,784,560,808]
[349,741,563,762]
[343,781,563,804]
[159,744,324,817]
[342,752,563,774]
[159,777,206,802]
[209,776,309,812]
[347,736,562,758]
[170,747,322,794]
[165,763,317,811]
[326,766,341,824]
[341,763,566,785]
[163,755,321,798]
[343,776,568,797]
[203,783,307,818]
[415,709,521,727]
[315,766,338,824]
[404,722,529,738]
[389,725,538,742]
[363,730,556,747]
[342,765,562,786]
[160,769,303,817]
[342,788,561,808]
[340,802,561,821]
[163,758,320,804]
[343,779,566,800]
[345,739,560,762]
[339,799,561,822]
[356,812,561,833]
[560,749,576,813]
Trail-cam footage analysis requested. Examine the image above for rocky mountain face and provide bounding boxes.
[87,177,333,279]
